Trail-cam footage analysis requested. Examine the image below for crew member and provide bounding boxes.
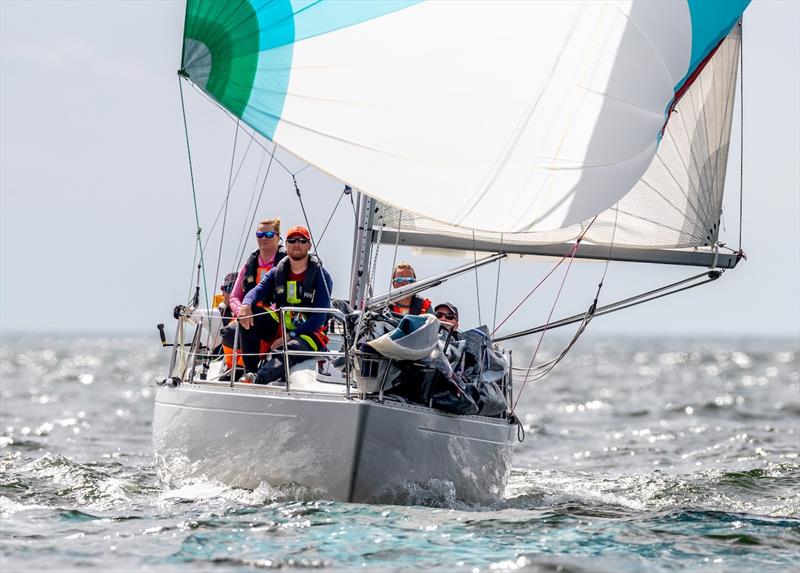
[219,217,286,379]
[434,302,460,338]
[211,272,237,360]
[228,217,287,315]
[389,262,431,316]
[238,226,333,384]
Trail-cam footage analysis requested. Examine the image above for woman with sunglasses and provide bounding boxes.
[219,217,287,380]
[228,218,287,317]
[389,262,432,316]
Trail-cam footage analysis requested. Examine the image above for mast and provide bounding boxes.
[348,193,375,309]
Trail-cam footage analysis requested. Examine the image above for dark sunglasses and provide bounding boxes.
[392,276,416,284]
[255,230,278,239]
[286,237,309,244]
[221,284,233,293]
[435,311,456,320]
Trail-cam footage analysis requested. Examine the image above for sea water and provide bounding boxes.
[1,334,797,572]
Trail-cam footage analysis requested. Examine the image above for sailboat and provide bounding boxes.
[153,0,750,504]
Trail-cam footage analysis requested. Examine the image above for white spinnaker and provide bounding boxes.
[271,1,694,233]
[378,25,741,254]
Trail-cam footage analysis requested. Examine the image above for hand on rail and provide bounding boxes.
[270,339,285,351]
[238,304,253,329]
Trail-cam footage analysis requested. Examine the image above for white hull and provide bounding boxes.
[153,381,515,504]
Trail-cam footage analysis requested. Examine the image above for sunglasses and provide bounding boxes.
[221,284,233,293]
[392,276,416,284]
[435,311,456,320]
[286,237,310,244]
[255,230,278,239]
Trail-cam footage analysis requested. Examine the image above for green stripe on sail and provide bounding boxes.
[182,0,260,118]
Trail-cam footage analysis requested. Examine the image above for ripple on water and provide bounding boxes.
[0,336,797,572]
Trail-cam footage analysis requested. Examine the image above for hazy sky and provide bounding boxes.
[1,1,798,339]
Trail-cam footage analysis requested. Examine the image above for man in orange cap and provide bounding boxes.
[238,226,333,384]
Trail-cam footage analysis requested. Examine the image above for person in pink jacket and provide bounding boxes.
[219,217,287,380]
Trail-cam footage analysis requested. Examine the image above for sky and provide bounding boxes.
[1,0,798,340]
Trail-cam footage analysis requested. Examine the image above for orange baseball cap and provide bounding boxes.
[285,226,311,241]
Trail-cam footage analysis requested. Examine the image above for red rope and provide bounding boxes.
[491,246,572,336]
[511,242,581,412]
[505,218,598,413]
[492,219,597,337]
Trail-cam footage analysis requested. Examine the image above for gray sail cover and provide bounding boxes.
[367,315,441,361]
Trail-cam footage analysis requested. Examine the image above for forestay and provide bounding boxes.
[180,0,749,234]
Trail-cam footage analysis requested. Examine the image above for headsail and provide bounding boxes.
[378,24,743,268]
[181,0,749,234]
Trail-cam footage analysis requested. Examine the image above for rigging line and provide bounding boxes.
[491,217,597,336]
[587,272,723,320]
[472,231,482,326]
[707,32,739,249]
[490,246,570,336]
[178,77,210,310]
[184,80,296,177]
[186,228,200,303]
[513,308,593,383]
[190,106,257,257]
[199,129,262,258]
[738,20,744,252]
[198,131,260,255]
[510,209,617,389]
[511,233,582,413]
[292,174,332,303]
[212,118,241,298]
[598,204,619,289]
[226,123,258,191]
[503,272,727,358]
[292,163,311,177]
[495,270,719,342]
[492,234,504,333]
[231,143,270,269]
[236,142,279,268]
[316,185,348,248]
[390,210,403,292]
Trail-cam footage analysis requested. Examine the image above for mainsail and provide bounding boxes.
[180,0,749,235]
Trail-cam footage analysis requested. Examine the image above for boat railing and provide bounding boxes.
[166,308,513,416]
[168,305,353,398]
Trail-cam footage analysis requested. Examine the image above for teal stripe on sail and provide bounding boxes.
[243,0,420,139]
[242,0,295,140]
[182,0,261,118]
[677,0,749,91]
[182,0,420,140]
[289,0,421,45]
